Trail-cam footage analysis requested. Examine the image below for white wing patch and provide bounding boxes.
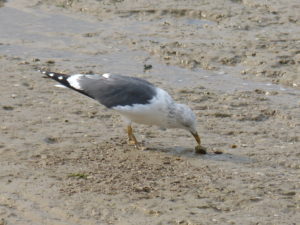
[102,73,111,79]
[67,74,84,90]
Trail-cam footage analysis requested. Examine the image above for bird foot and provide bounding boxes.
[128,139,140,149]
[127,125,140,149]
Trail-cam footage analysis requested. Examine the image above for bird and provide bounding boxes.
[40,70,206,154]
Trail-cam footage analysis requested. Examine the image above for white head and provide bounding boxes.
[173,104,201,146]
[174,104,197,133]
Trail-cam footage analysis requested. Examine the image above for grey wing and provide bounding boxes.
[74,74,157,108]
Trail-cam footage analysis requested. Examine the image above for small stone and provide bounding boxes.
[214,150,223,154]
[135,186,151,193]
[148,209,160,215]
[195,145,207,154]
[2,106,14,111]
[282,191,296,196]
[43,137,58,144]
[143,64,152,71]
[255,89,265,94]
[46,60,55,64]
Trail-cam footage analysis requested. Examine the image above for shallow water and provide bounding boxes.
[1,2,299,110]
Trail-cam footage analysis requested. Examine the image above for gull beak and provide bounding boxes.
[191,131,201,145]
[191,131,207,154]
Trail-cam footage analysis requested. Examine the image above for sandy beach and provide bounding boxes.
[0,0,299,224]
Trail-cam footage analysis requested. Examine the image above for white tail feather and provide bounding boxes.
[54,84,67,88]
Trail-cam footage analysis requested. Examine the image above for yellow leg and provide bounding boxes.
[127,125,140,148]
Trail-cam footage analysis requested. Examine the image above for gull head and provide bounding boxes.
[174,104,201,147]
[174,104,197,133]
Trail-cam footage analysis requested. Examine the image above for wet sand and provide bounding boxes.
[0,0,299,224]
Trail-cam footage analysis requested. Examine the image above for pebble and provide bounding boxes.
[195,145,207,154]
[46,60,55,64]
[2,106,14,111]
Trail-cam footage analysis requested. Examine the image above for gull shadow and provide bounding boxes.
[200,152,255,164]
[146,145,255,164]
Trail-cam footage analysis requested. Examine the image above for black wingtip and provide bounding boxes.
[38,69,53,76]
[38,69,50,78]
[39,70,71,88]
[39,70,95,100]
[38,69,49,76]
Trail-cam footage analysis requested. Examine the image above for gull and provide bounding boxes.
[41,70,206,154]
